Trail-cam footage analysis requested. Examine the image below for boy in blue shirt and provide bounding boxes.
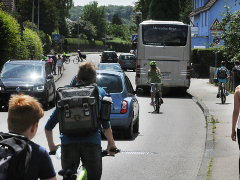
[45,62,117,179]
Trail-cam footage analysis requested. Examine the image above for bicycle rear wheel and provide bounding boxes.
[65,58,70,64]
[156,96,160,113]
[220,85,226,104]
[73,57,79,64]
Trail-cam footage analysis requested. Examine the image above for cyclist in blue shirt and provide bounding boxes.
[215,61,230,98]
[45,62,117,179]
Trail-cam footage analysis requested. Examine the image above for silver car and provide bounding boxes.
[118,53,136,71]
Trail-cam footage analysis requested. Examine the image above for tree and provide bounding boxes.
[82,1,106,40]
[179,0,192,24]
[111,13,122,25]
[16,0,73,36]
[148,0,180,21]
[215,3,240,61]
[69,19,97,40]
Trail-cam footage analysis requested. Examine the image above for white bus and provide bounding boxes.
[136,20,191,94]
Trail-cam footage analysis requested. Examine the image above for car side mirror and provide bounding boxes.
[47,74,54,79]
[132,90,137,95]
[100,55,102,56]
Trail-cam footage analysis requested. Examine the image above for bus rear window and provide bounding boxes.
[142,24,188,46]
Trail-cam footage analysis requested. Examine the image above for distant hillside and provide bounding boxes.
[69,5,134,27]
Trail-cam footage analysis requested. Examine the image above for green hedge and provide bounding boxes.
[65,38,104,46]
[0,10,28,67]
[23,28,43,59]
[106,39,131,52]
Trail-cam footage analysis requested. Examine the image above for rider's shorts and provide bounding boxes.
[150,83,162,93]
[217,78,227,83]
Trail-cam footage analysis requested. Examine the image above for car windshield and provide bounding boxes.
[120,55,136,60]
[97,74,123,93]
[0,64,43,78]
[142,24,188,46]
[98,64,122,71]
[103,52,116,57]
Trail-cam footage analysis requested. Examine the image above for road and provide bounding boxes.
[0,54,207,180]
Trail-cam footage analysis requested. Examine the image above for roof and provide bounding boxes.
[97,70,123,76]
[189,0,218,17]
[6,60,46,64]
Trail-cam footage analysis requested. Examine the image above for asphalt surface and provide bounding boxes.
[188,78,238,180]
[54,57,237,179]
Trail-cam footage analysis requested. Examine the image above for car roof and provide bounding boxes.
[6,60,46,65]
[97,70,124,76]
[103,51,116,53]
[120,53,135,56]
[98,63,120,65]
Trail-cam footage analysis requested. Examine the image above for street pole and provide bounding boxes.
[78,18,79,50]
[32,0,34,31]
[37,0,39,35]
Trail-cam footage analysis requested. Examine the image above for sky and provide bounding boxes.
[73,0,138,6]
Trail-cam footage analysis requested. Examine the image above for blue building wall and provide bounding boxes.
[191,0,240,48]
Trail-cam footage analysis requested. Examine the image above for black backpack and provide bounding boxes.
[0,132,32,180]
[56,83,100,136]
[217,67,227,79]
[233,65,240,79]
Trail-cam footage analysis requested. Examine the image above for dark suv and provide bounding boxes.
[0,60,55,110]
[100,51,118,63]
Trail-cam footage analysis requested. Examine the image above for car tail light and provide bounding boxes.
[115,58,118,61]
[119,60,122,64]
[186,66,190,79]
[134,62,136,65]
[136,65,140,78]
[103,57,105,61]
[120,100,128,114]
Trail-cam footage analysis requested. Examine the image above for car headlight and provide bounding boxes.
[0,86,5,91]
[33,85,44,91]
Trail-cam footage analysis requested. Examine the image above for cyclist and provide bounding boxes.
[7,94,57,180]
[147,61,163,105]
[45,62,118,180]
[215,61,230,98]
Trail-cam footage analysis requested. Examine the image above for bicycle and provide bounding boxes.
[151,83,162,113]
[49,148,120,180]
[63,55,71,64]
[73,55,87,64]
[218,81,227,104]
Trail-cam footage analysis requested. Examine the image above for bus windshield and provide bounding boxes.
[142,24,188,46]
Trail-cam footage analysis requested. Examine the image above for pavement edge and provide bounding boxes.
[187,92,214,180]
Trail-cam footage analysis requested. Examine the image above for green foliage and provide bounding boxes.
[106,38,131,52]
[214,3,240,62]
[82,1,106,40]
[111,13,123,25]
[179,0,192,24]
[65,38,103,46]
[148,0,180,20]
[107,24,131,41]
[0,10,28,67]
[17,0,73,36]
[22,28,43,59]
[69,19,97,40]
[69,6,84,21]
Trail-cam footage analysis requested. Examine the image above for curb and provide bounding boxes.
[187,92,214,180]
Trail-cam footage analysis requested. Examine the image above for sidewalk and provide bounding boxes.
[188,78,238,180]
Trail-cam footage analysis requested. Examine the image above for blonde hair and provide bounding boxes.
[8,94,44,133]
[149,66,161,75]
[77,62,97,84]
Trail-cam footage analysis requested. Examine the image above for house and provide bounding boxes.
[190,0,240,48]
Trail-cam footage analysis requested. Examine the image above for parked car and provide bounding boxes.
[118,53,137,71]
[100,51,118,63]
[98,63,123,72]
[70,70,140,139]
[0,60,56,111]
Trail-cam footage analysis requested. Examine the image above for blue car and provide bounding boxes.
[71,70,140,139]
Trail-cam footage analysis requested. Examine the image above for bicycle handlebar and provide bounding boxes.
[49,148,120,157]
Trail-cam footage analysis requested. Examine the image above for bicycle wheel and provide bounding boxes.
[156,95,160,113]
[73,57,79,64]
[64,58,70,64]
[220,85,226,104]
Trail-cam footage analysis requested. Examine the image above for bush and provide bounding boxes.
[106,38,131,52]
[22,28,43,59]
[0,10,28,67]
[64,38,104,46]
